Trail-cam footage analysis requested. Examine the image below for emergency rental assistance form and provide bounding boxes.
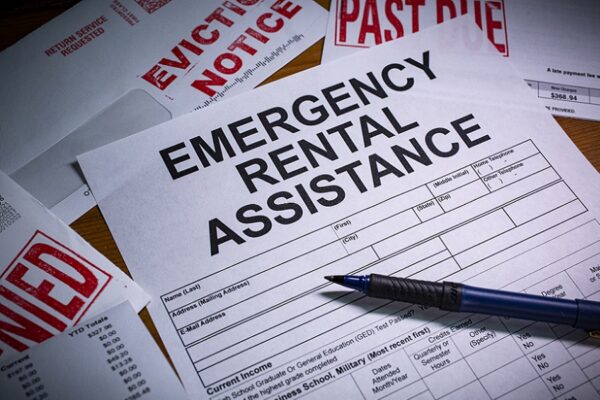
[79,17,600,400]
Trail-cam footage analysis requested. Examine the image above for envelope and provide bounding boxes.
[0,0,327,223]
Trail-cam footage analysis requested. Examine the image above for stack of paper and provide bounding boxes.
[0,1,329,398]
[77,17,600,400]
[1,1,600,399]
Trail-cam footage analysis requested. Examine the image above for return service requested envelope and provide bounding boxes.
[0,0,327,223]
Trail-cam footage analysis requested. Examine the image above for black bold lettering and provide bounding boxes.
[229,117,265,152]
[335,160,368,193]
[159,143,199,179]
[269,145,308,180]
[369,153,405,187]
[349,72,388,105]
[295,183,318,214]
[267,191,303,224]
[189,128,236,167]
[391,138,432,174]
[451,114,490,147]
[298,132,338,168]
[360,114,395,147]
[405,50,436,80]
[236,204,272,238]
[322,83,360,116]
[292,95,330,125]
[236,158,280,193]
[257,107,299,141]
[382,107,419,134]
[425,127,459,157]
[209,218,245,255]
[327,121,358,153]
[310,174,346,207]
[382,63,413,91]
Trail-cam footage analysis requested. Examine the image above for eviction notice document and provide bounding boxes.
[79,17,600,400]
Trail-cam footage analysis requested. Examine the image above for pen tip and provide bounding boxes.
[325,275,344,284]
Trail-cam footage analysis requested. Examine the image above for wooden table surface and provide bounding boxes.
[2,0,599,364]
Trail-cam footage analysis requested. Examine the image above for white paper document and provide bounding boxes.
[0,171,149,361]
[0,0,327,223]
[79,17,600,399]
[322,0,600,122]
[0,301,188,400]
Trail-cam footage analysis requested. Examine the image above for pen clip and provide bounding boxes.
[588,330,600,339]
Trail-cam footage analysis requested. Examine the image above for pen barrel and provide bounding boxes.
[459,285,579,327]
[575,299,600,331]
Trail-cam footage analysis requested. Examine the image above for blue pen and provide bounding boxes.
[325,274,600,334]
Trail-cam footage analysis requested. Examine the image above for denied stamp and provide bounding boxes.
[0,231,112,354]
